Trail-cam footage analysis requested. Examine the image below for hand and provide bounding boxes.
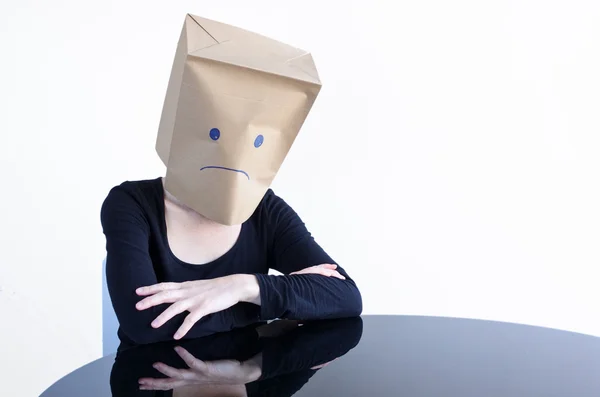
[290,264,346,280]
[138,346,262,391]
[135,274,259,339]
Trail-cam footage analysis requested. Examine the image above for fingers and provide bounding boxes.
[310,358,337,370]
[313,266,344,279]
[136,289,186,311]
[174,346,207,371]
[318,264,345,279]
[138,362,192,390]
[329,270,346,280]
[320,264,338,270]
[136,282,182,296]
[174,309,205,340]
[290,265,346,280]
[151,300,192,328]
[291,264,336,273]
[138,378,185,391]
[151,362,191,379]
[138,352,204,390]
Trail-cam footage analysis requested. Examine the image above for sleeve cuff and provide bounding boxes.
[253,273,286,321]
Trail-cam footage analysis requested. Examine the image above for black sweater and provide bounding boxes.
[100,177,362,348]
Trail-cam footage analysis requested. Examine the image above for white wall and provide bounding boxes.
[1,0,599,395]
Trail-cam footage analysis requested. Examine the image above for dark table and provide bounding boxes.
[40,315,600,396]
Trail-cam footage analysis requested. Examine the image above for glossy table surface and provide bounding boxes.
[40,315,600,396]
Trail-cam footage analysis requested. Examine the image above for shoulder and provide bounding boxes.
[100,177,163,224]
[257,188,286,215]
[253,189,303,227]
[102,177,161,207]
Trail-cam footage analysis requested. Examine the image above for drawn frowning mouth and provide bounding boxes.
[200,166,250,180]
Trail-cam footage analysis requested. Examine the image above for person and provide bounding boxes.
[101,178,362,350]
[100,14,362,351]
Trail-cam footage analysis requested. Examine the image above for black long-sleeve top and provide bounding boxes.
[100,177,362,349]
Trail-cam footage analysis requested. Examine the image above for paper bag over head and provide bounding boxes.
[156,14,321,225]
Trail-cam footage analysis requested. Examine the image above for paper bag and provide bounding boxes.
[156,14,321,225]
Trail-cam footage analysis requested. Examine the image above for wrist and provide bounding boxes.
[235,274,260,305]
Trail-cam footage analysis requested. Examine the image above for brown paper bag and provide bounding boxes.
[156,14,321,225]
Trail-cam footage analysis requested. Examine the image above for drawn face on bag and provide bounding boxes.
[156,14,321,225]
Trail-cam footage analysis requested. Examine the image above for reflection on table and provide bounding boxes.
[110,317,363,397]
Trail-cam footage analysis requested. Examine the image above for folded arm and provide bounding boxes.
[101,187,260,346]
[253,192,363,321]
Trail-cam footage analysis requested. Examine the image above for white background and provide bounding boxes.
[1,0,599,395]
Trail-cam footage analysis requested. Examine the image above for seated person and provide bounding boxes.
[100,14,362,350]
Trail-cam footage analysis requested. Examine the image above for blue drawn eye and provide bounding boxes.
[254,134,264,148]
[209,128,220,141]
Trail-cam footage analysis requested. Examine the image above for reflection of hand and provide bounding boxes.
[135,274,259,339]
[172,384,247,397]
[138,346,262,391]
[290,264,345,280]
[311,358,337,370]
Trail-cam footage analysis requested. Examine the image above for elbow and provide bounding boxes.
[120,324,159,346]
[346,285,363,317]
[325,279,362,319]
[117,315,169,346]
[129,334,157,346]
[333,282,362,318]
